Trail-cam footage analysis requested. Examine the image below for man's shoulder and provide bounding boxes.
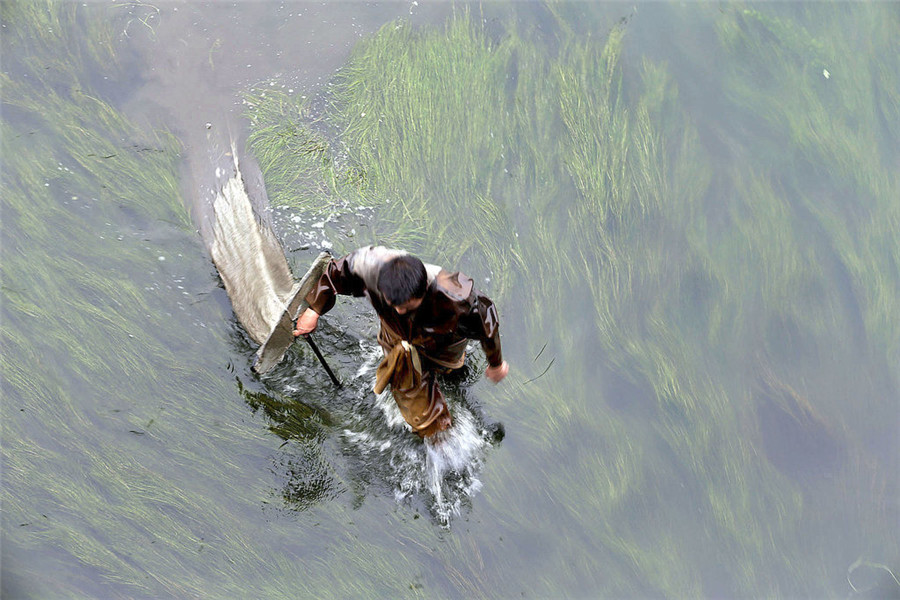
[350,245,407,264]
[430,269,474,303]
[348,246,406,282]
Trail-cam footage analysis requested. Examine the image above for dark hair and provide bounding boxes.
[378,255,427,306]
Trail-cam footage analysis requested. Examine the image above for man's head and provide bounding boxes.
[378,254,427,314]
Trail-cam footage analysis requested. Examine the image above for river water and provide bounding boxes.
[2,2,898,598]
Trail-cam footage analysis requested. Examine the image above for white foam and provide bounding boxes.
[344,354,489,526]
[422,409,486,522]
[354,340,383,380]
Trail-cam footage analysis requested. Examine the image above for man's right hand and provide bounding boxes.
[294,308,320,336]
[485,360,509,383]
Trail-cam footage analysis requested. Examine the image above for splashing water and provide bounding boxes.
[422,410,486,519]
[207,153,497,525]
[344,342,491,526]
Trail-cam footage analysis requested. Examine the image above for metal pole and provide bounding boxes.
[302,333,341,387]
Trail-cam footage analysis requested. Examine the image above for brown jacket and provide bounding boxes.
[305,246,503,369]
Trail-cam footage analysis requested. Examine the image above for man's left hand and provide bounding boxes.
[485,361,509,383]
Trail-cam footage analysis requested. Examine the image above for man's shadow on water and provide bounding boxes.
[228,318,504,525]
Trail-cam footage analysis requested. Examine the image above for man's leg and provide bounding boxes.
[390,368,452,438]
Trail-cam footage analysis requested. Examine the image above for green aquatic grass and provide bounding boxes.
[716,3,900,372]
[244,89,358,215]
[4,1,898,598]
[247,5,898,597]
[710,13,899,567]
[2,3,317,598]
[0,0,119,88]
[247,13,525,293]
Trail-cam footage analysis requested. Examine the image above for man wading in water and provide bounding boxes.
[293,246,509,438]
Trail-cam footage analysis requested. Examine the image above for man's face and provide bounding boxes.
[391,296,423,315]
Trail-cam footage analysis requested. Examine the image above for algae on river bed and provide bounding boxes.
[3,1,898,598]
[247,4,898,596]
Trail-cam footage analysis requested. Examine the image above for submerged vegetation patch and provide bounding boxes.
[247,4,899,597]
[2,1,897,598]
[2,3,317,598]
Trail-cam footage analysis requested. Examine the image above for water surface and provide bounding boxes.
[2,2,898,598]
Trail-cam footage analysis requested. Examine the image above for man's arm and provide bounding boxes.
[460,289,508,383]
[294,250,368,336]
